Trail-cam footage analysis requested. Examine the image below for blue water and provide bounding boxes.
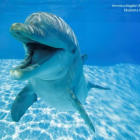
[0,0,140,139]
[0,60,140,139]
[0,59,140,140]
[1,0,140,65]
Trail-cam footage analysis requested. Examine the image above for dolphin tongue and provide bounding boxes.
[31,49,50,64]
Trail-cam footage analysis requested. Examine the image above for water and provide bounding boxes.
[1,0,140,65]
[0,60,140,139]
[0,0,140,140]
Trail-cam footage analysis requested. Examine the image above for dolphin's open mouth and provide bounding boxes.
[15,42,58,70]
[10,41,59,80]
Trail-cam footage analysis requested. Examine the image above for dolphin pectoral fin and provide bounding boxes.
[68,89,95,132]
[81,54,88,63]
[88,81,110,90]
[11,85,37,122]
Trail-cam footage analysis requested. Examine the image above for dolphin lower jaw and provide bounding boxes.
[9,55,46,81]
[10,69,27,80]
[10,64,40,81]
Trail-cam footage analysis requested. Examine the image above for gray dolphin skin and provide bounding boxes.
[10,12,110,133]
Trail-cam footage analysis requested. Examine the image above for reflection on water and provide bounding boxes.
[0,59,140,139]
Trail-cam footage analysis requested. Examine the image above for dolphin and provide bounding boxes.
[9,12,110,132]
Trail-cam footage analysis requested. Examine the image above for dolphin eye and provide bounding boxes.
[16,32,24,37]
[72,48,76,54]
[16,32,20,35]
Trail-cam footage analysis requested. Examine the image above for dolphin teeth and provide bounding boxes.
[11,42,55,72]
[12,55,32,70]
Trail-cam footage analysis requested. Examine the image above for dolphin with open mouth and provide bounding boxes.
[10,12,110,132]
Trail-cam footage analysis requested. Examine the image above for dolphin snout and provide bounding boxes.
[10,23,34,43]
[10,23,24,33]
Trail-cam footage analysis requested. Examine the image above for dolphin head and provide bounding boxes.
[9,12,79,81]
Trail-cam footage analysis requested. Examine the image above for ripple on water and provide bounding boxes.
[0,60,140,139]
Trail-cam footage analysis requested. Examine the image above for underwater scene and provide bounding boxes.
[0,0,140,140]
